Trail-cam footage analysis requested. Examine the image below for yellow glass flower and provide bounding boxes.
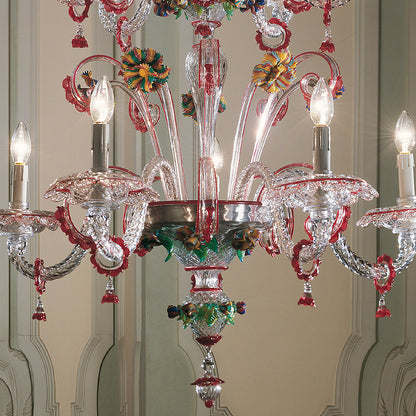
[252,50,297,94]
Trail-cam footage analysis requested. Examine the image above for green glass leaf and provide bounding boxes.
[157,233,173,261]
[237,249,245,262]
[223,2,235,19]
[179,310,192,328]
[194,246,208,262]
[193,3,203,15]
[207,312,217,326]
[206,237,218,253]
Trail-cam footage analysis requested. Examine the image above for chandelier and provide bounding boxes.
[2,0,416,409]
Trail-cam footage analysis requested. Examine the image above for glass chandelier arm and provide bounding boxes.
[227,81,257,200]
[270,203,295,259]
[234,162,275,201]
[98,0,152,36]
[85,208,124,263]
[157,84,188,199]
[7,236,87,280]
[331,235,389,279]
[393,232,416,274]
[252,9,285,37]
[141,156,181,200]
[298,215,333,263]
[123,202,148,253]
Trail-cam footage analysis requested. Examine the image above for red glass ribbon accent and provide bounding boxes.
[283,0,311,13]
[90,237,130,277]
[34,258,46,295]
[68,0,93,23]
[55,205,94,250]
[191,376,225,386]
[291,239,321,281]
[255,19,292,52]
[191,0,217,8]
[116,16,132,52]
[304,206,351,243]
[100,0,134,14]
[323,0,332,26]
[62,76,90,113]
[373,254,395,295]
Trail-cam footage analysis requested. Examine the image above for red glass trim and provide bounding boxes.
[363,207,416,217]
[196,335,223,346]
[32,311,47,321]
[100,0,134,14]
[255,19,292,52]
[283,0,311,13]
[376,305,391,318]
[185,266,228,271]
[116,16,132,52]
[148,200,261,207]
[55,204,95,250]
[274,176,367,188]
[34,258,46,295]
[102,292,120,304]
[297,296,316,307]
[191,377,225,386]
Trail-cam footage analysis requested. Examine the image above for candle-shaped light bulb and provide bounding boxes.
[310,78,334,126]
[395,111,415,154]
[212,137,224,171]
[10,122,31,164]
[10,122,31,209]
[90,76,114,124]
[395,111,416,199]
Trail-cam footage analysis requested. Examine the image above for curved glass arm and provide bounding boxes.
[85,207,124,263]
[123,202,148,253]
[269,203,294,259]
[394,232,416,274]
[252,9,285,37]
[141,156,181,201]
[157,84,188,199]
[299,213,333,263]
[329,232,416,279]
[98,0,152,37]
[234,162,275,201]
[268,203,332,265]
[227,81,257,200]
[7,235,87,281]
